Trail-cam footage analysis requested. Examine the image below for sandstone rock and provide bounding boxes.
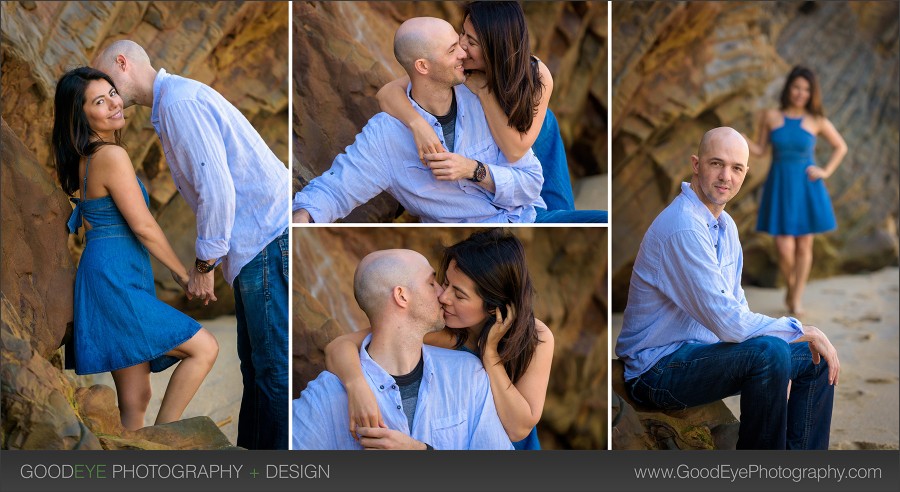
[293,1,608,221]
[0,118,75,358]
[611,359,739,450]
[612,1,899,308]
[291,228,608,449]
[74,385,124,438]
[104,417,238,451]
[2,295,102,450]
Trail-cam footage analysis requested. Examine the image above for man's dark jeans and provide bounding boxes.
[627,336,834,449]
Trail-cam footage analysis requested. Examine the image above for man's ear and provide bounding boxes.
[392,286,409,308]
[413,58,428,76]
[115,54,128,72]
[690,154,700,175]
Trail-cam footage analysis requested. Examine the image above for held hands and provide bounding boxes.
[802,324,841,385]
[806,166,830,181]
[170,270,189,293]
[187,266,217,305]
[346,380,385,441]
[356,427,426,450]
[409,118,446,166]
[423,152,476,181]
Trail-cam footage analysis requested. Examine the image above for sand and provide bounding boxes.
[91,315,242,445]
[611,267,900,450]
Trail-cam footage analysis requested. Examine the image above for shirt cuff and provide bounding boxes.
[293,192,328,223]
[196,237,229,262]
[486,164,512,205]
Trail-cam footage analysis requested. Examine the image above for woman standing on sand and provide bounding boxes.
[748,66,847,316]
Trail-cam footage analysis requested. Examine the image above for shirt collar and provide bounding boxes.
[358,334,435,393]
[150,68,168,127]
[405,83,466,126]
[680,181,727,230]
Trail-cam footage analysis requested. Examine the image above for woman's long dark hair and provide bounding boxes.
[52,67,122,196]
[779,65,824,117]
[438,228,540,384]
[464,1,543,133]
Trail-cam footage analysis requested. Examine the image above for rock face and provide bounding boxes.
[291,228,608,449]
[1,1,290,317]
[293,1,608,221]
[611,1,900,307]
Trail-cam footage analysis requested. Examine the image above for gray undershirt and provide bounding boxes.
[391,355,425,432]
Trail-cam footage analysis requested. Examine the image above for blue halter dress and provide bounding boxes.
[67,156,201,375]
[756,115,837,235]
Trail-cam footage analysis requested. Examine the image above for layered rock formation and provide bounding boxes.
[1,0,286,449]
[293,1,608,221]
[291,228,608,450]
[1,1,290,317]
[611,1,900,307]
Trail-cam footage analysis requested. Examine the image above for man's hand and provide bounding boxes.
[293,208,312,223]
[356,427,427,450]
[423,152,476,181]
[798,324,840,385]
[188,265,217,305]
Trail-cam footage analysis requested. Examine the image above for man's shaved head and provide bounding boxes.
[393,17,455,73]
[93,39,152,73]
[353,249,423,318]
[697,127,749,162]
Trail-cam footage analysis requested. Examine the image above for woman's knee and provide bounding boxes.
[119,385,152,411]
[194,328,219,367]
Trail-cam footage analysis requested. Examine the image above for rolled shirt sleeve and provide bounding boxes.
[292,121,391,223]
[486,152,544,211]
[159,99,235,261]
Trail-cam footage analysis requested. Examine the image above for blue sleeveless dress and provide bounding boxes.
[756,116,837,235]
[457,345,541,450]
[67,156,201,375]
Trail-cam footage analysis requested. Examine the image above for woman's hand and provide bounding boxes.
[485,303,516,354]
[806,165,830,181]
[410,118,446,166]
[464,70,489,97]
[171,270,189,295]
[346,380,385,441]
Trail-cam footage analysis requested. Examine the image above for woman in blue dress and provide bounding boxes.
[377,1,605,223]
[748,66,848,316]
[52,67,219,431]
[325,229,554,450]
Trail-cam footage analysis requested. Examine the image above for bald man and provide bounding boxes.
[292,17,546,223]
[93,40,290,449]
[291,250,512,450]
[615,127,839,449]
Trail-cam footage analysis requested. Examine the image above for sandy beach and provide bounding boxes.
[90,316,242,445]
[611,267,900,450]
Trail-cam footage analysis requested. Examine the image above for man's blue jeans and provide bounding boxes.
[233,230,289,449]
[626,336,834,449]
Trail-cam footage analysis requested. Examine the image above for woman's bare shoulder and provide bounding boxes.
[534,318,553,342]
[91,144,132,169]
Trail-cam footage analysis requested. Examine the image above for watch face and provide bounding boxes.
[474,162,487,182]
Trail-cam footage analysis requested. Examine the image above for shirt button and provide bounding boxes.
[721,290,725,294]
[379,385,384,390]
[391,384,396,389]
[713,225,718,228]
[396,405,402,410]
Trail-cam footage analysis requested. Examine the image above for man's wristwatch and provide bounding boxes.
[195,258,215,274]
[469,159,487,183]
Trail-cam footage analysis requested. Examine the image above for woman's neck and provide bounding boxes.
[783,106,806,118]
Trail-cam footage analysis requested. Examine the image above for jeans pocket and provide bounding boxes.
[278,234,288,280]
[648,387,688,411]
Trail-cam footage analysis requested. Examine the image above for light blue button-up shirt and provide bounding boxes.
[151,68,290,285]
[616,182,804,380]
[292,334,513,450]
[292,84,545,223]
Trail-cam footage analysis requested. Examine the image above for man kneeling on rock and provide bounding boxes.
[615,127,839,449]
[291,249,512,450]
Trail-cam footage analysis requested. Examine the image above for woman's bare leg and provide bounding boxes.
[111,363,152,431]
[774,235,797,313]
[155,328,219,425]
[790,235,814,317]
